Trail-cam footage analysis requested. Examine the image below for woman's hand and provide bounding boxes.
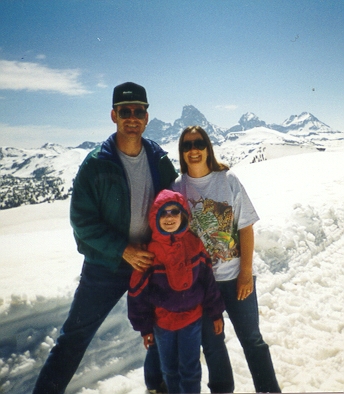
[213,318,224,335]
[143,333,155,349]
[237,225,254,300]
[237,270,254,301]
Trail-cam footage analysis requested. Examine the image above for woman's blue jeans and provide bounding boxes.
[154,319,202,394]
[201,312,234,393]
[202,277,281,393]
[32,261,161,394]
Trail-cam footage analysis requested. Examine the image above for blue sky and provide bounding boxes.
[0,0,343,148]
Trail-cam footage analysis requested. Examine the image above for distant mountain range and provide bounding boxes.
[144,105,342,145]
[1,106,343,209]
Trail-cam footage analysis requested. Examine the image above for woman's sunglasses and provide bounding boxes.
[181,139,207,152]
[118,107,147,120]
[160,209,181,218]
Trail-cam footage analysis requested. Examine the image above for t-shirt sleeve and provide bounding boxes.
[227,171,259,230]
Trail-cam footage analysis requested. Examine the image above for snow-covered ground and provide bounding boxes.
[1,145,344,393]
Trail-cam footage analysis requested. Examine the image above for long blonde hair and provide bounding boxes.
[178,126,229,174]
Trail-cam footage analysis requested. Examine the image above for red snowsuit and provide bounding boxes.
[127,189,225,336]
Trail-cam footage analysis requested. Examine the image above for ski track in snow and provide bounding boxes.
[1,149,344,393]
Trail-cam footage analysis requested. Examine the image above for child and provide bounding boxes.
[128,189,225,394]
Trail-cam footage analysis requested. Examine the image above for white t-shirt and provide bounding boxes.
[117,146,154,245]
[172,170,259,281]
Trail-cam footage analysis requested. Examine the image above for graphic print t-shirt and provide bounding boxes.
[172,170,259,281]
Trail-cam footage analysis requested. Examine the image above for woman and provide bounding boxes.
[171,126,281,393]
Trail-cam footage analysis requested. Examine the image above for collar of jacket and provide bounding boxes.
[97,133,169,195]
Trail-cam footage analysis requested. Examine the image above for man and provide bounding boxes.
[33,82,177,394]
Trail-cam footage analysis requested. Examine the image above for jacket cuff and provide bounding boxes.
[212,313,223,322]
[141,328,153,337]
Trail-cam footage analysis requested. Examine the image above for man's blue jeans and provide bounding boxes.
[202,277,281,393]
[154,319,202,394]
[32,261,161,394]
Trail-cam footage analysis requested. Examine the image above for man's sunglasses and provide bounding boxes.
[181,139,207,152]
[117,107,147,120]
[160,209,181,218]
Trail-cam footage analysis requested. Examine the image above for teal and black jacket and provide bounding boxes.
[70,133,178,272]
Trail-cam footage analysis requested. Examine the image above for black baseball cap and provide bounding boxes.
[112,82,149,108]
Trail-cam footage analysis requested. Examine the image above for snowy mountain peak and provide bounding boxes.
[173,105,209,130]
[271,112,335,135]
[227,112,266,133]
[76,141,101,150]
[145,105,214,144]
[282,112,329,129]
[41,142,62,149]
[238,113,267,129]
[40,142,69,155]
[180,105,207,123]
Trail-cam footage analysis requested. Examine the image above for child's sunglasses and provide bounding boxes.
[160,209,181,218]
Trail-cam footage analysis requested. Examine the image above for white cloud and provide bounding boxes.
[95,73,108,89]
[97,81,108,88]
[215,104,238,111]
[0,60,91,96]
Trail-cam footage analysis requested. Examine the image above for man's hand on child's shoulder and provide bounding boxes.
[123,244,154,272]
